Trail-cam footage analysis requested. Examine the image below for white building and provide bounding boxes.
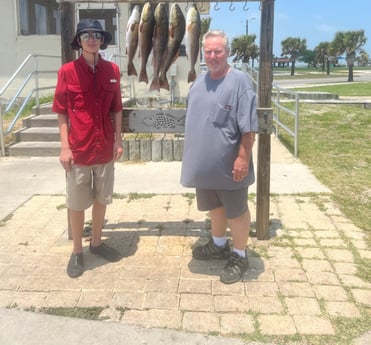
[1,1,206,102]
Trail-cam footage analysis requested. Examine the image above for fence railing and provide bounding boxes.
[1,56,301,158]
[241,63,259,94]
[0,54,60,156]
[271,83,299,157]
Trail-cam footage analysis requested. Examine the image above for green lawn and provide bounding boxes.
[291,82,371,97]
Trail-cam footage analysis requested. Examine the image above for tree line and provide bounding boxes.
[229,29,367,82]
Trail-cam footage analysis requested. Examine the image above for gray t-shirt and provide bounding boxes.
[181,68,258,190]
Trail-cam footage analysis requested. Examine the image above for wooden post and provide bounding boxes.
[59,1,75,240]
[256,0,274,240]
[59,1,75,64]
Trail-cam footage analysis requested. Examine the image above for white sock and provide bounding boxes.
[212,235,227,247]
[233,248,246,258]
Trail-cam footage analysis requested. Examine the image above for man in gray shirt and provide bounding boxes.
[181,30,258,284]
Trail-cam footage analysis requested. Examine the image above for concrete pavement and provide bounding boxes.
[0,136,330,221]
[0,136,370,345]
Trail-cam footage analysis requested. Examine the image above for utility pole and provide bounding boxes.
[246,18,256,36]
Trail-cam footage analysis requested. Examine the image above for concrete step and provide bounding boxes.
[8,142,60,156]
[15,127,60,142]
[35,103,53,115]
[23,114,58,128]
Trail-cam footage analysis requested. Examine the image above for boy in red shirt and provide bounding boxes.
[53,19,123,278]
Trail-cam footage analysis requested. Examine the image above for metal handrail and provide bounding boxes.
[272,83,299,157]
[0,54,60,156]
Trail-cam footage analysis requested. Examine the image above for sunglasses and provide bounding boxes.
[79,32,103,41]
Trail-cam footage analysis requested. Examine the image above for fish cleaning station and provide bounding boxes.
[56,0,275,240]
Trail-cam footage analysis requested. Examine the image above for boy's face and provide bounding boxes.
[79,31,103,53]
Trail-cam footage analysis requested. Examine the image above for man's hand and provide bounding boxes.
[60,147,74,172]
[114,141,123,161]
[232,156,249,182]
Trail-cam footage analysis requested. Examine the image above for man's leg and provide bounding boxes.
[89,201,121,262]
[67,209,85,278]
[228,208,251,252]
[192,206,231,260]
[69,209,85,254]
[210,206,228,237]
[220,209,251,284]
[90,202,106,247]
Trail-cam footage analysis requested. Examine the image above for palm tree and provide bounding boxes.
[230,34,259,67]
[281,37,307,76]
[199,16,211,62]
[331,30,367,82]
[357,49,369,67]
[314,41,338,75]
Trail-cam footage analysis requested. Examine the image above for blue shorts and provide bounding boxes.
[195,188,249,219]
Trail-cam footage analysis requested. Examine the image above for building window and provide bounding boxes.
[19,0,60,35]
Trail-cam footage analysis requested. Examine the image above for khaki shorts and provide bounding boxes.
[66,161,114,211]
[196,188,248,219]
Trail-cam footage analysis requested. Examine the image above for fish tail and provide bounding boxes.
[159,76,170,90]
[127,62,137,77]
[187,69,196,83]
[139,69,148,83]
[149,77,160,91]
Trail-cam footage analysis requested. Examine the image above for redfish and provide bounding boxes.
[159,4,186,90]
[150,2,169,91]
[126,5,140,76]
[185,3,201,83]
[138,2,155,83]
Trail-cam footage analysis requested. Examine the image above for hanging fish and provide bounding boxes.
[159,4,186,90]
[126,5,141,76]
[185,3,201,83]
[138,2,155,83]
[150,2,169,91]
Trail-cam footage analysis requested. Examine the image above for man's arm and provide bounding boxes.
[232,132,256,182]
[58,113,74,172]
[112,111,123,161]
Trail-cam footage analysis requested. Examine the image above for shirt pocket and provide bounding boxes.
[210,103,233,127]
[102,82,117,109]
[67,84,88,111]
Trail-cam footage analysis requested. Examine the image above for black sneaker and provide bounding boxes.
[67,253,83,278]
[192,238,230,260]
[89,242,121,262]
[220,251,249,284]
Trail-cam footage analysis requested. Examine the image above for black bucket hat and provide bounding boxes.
[71,18,112,50]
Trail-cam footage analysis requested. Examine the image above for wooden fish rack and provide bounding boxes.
[57,0,274,240]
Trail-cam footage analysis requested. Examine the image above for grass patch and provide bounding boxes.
[291,81,371,97]
[182,192,195,206]
[126,193,155,202]
[39,307,104,320]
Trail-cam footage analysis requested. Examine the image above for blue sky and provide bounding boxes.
[207,0,371,57]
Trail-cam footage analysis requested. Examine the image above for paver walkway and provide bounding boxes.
[0,192,370,343]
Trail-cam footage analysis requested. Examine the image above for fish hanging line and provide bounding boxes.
[213,1,251,12]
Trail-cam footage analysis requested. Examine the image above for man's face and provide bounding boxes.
[203,36,229,75]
